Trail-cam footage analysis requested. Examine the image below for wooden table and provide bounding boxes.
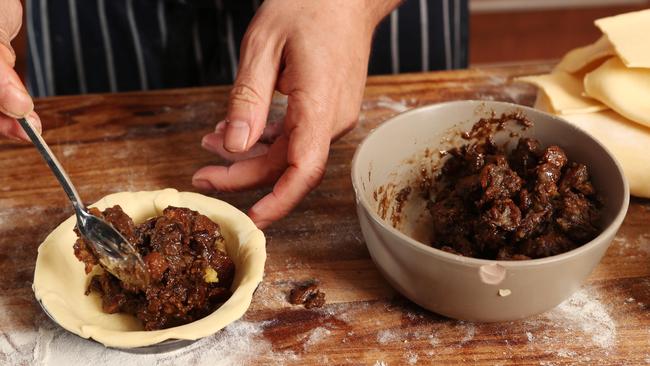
[1,62,649,365]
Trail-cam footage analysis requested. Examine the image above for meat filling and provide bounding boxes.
[73,206,235,330]
[289,283,326,309]
[427,119,601,260]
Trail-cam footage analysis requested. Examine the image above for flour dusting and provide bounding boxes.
[376,96,410,113]
[362,96,412,114]
[303,327,331,350]
[545,289,616,349]
[377,329,399,345]
[406,350,418,364]
[61,145,78,158]
[457,322,476,345]
[519,287,618,364]
[525,331,534,342]
[32,320,294,366]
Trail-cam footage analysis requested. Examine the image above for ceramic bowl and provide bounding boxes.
[351,100,629,322]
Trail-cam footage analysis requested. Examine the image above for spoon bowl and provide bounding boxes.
[76,209,150,289]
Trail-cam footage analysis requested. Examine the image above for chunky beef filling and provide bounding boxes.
[73,206,235,330]
[427,120,601,260]
[289,283,326,309]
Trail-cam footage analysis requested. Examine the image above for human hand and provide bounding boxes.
[0,0,41,141]
[193,0,399,228]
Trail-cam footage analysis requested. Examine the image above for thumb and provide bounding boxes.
[224,31,281,153]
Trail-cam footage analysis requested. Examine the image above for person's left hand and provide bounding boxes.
[193,0,397,228]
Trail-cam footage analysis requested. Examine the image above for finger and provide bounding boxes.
[192,136,289,192]
[0,110,41,141]
[0,45,16,67]
[202,132,270,162]
[248,95,331,227]
[0,55,33,118]
[215,117,283,145]
[224,27,283,153]
[248,134,329,228]
[0,0,21,66]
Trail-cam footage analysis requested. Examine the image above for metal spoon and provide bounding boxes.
[19,118,149,289]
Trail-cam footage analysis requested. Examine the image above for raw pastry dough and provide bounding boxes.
[32,189,266,348]
[536,93,650,198]
[554,36,615,74]
[517,72,608,115]
[595,9,650,68]
[584,57,650,128]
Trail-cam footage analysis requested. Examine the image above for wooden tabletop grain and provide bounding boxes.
[1,62,649,366]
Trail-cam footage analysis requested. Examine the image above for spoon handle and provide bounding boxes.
[18,118,86,212]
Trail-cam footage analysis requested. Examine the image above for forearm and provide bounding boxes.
[0,0,23,63]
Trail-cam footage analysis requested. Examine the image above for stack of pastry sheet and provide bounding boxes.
[518,9,650,198]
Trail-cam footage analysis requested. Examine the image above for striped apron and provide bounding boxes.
[26,0,468,97]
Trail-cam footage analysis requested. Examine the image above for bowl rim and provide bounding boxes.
[351,100,630,268]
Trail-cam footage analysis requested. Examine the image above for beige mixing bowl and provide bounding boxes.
[351,100,629,322]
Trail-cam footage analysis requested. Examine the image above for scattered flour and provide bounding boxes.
[635,233,650,253]
[475,93,497,101]
[485,75,508,86]
[377,330,399,345]
[303,327,331,350]
[248,280,291,311]
[501,84,532,104]
[0,329,39,365]
[428,335,440,346]
[374,96,411,113]
[539,361,557,366]
[518,288,619,363]
[457,322,476,345]
[406,350,418,365]
[555,349,577,358]
[0,281,628,366]
[30,320,295,366]
[546,289,616,349]
[61,145,78,158]
[612,234,650,256]
[525,331,534,342]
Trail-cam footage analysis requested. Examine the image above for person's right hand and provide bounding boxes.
[0,0,40,139]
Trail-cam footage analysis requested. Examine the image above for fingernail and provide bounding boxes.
[214,120,227,134]
[201,134,217,149]
[27,111,42,134]
[192,178,213,191]
[3,84,33,118]
[0,45,15,66]
[224,120,250,152]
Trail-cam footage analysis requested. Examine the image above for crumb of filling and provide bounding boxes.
[289,283,326,309]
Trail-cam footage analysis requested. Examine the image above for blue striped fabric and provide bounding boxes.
[26,0,468,97]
